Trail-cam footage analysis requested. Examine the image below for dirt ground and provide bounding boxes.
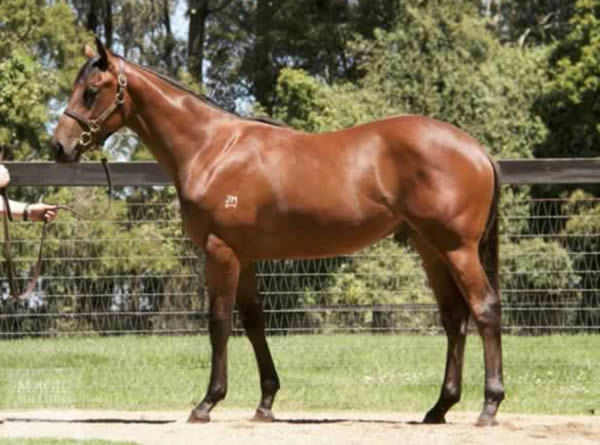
[1,409,599,445]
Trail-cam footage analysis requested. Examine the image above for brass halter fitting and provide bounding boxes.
[63,58,127,152]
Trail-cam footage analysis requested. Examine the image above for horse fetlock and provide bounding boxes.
[441,383,461,406]
[485,381,505,404]
[208,383,227,403]
[262,377,280,395]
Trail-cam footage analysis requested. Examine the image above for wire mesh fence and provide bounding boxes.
[1,184,599,337]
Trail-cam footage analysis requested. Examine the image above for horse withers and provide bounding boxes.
[51,38,504,426]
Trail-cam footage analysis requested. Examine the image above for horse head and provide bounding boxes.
[52,38,129,163]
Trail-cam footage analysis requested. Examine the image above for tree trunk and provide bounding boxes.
[86,0,99,34]
[103,0,113,49]
[187,0,210,85]
[253,0,276,112]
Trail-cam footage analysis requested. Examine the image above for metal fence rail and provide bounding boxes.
[1,160,600,336]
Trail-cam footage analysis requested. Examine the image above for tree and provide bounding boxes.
[204,0,400,112]
[482,0,575,46]
[271,1,548,159]
[534,0,600,159]
[0,0,90,160]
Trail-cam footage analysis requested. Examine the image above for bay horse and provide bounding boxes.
[51,39,504,426]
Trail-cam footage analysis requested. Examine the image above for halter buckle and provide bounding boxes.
[79,131,94,147]
[89,120,100,133]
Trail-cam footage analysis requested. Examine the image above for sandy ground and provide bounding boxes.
[0,409,599,445]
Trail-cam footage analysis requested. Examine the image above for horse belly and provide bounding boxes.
[234,209,399,260]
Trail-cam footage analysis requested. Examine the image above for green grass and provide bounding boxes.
[0,440,137,445]
[0,334,598,415]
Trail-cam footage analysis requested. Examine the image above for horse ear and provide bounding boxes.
[84,44,96,59]
[95,36,109,71]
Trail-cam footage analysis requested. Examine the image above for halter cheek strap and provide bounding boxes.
[63,58,127,151]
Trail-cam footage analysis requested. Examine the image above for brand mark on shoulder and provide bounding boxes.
[224,195,238,208]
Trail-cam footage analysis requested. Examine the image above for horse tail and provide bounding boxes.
[479,157,501,295]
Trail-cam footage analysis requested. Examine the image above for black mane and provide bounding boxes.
[75,56,101,84]
[116,56,286,128]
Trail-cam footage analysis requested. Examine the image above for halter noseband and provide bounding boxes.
[63,58,127,151]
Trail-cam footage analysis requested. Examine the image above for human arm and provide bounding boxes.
[0,199,58,222]
[0,165,58,221]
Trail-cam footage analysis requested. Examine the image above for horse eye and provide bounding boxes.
[83,87,98,108]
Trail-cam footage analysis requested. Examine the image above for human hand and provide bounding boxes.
[27,203,58,222]
[0,165,9,188]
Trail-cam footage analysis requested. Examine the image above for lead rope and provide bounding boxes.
[1,156,112,301]
[1,146,48,301]
[52,158,113,220]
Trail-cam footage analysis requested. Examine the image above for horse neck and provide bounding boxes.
[122,61,232,181]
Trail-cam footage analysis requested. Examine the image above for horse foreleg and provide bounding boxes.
[188,234,240,423]
[237,261,280,422]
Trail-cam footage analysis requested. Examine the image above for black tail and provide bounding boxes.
[479,158,501,294]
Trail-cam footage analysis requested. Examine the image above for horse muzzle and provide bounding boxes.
[52,138,82,163]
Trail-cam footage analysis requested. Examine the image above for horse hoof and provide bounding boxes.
[423,414,446,424]
[187,409,211,423]
[475,415,498,427]
[252,408,275,422]
[423,409,446,424]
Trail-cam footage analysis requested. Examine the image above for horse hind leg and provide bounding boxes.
[410,234,470,424]
[443,244,504,426]
[236,261,280,422]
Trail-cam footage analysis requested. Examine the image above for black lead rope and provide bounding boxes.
[1,158,113,301]
[52,158,113,220]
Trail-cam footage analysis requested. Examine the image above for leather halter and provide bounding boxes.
[63,58,127,151]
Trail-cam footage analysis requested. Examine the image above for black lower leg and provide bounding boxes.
[424,313,467,424]
[189,318,232,422]
[239,303,280,420]
[474,298,504,426]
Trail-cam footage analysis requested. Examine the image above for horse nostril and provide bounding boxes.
[53,140,65,159]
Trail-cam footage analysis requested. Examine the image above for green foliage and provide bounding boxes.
[306,238,434,331]
[535,0,600,158]
[499,186,533,236]
[0,187,195,335]
[271,2,548,160]
[500,237,579,330]
[272,69,332,133]
[501,238,577,290]
[205,0,401,111]
[564,189,600,242]
[562,189,600,328]
[482,0,575,46]
[0,0,90,159]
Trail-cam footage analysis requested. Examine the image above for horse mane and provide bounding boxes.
[116,56,286,128]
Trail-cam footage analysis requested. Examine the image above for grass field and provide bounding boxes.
[0,334,598,415]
